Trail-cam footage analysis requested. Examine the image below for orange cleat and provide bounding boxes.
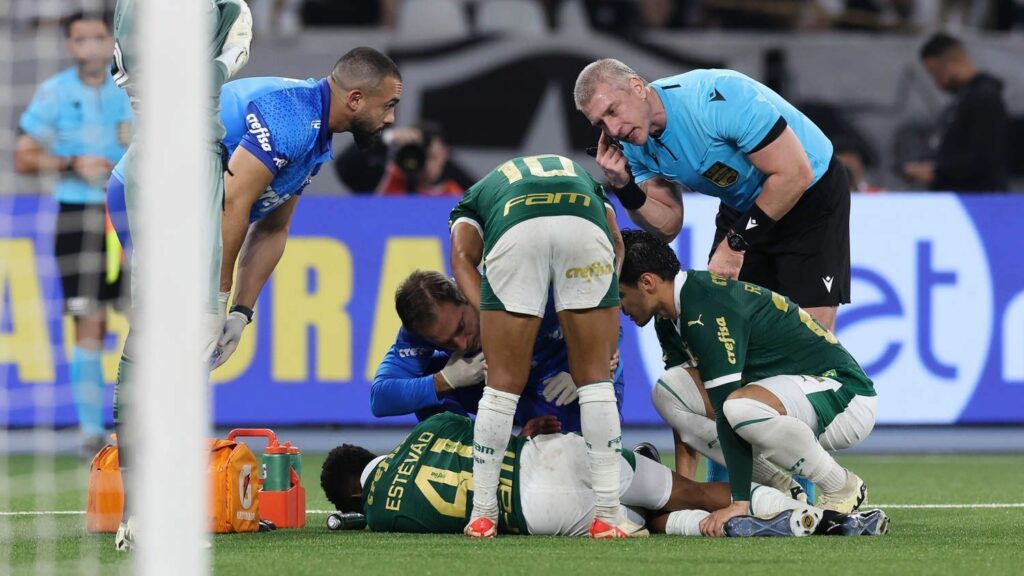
[464,516,498,539]
[589,517,649,539]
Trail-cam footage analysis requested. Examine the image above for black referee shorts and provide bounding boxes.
[711,157,851,308]
[55,202,125,316]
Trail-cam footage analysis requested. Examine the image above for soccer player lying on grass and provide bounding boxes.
[320,412,887,537]
[370,270,625,432]
[617,229,879,536]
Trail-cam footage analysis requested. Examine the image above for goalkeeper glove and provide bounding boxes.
[541,372,578,406]
[439,352,486,390]
[215,0,253,80]
[212,310,249,369]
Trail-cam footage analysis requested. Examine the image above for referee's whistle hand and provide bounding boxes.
[595,132,631,189]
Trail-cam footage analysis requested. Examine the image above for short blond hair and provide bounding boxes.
[574,59,644,111]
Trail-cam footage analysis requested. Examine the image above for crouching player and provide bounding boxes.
[320,412,888,537]
[650,338,808,500]
[370,270,625,432]
[617,230,880,536]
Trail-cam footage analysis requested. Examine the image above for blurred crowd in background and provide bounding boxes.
[9,0,1024,35]
[5,0,1022,196]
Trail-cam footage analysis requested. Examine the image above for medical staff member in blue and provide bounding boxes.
[371,270,625,433]
[15,11,133,458]
[211,47,402,367]
[575,59,850,333]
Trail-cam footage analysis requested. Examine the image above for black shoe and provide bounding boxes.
[850,509,889,536]
[814,509,863,536]
[631,442,661,463]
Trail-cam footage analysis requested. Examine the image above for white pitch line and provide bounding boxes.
[3,504,1023,517]
[0,511,85,516]
[871,503,1024,509]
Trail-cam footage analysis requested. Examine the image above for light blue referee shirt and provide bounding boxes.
[18,67,133,204]
[621,69,833,212]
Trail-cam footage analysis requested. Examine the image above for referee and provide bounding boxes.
[14,11,133,458]
[574,59,850,332]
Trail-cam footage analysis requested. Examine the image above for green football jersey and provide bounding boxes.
[448,154,613,251]
[362,413,528,535]
[654,317,691,370]
[112,0,241,144]
[666,271,875,501]
[673,270,875,403]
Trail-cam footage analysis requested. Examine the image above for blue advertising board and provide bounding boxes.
[2,193,1022,426]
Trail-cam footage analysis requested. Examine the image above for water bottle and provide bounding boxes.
[326,512,366,531]
[262,444,291,491]
[286,443,302,483]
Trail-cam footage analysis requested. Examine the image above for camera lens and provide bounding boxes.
[394,143,426,173]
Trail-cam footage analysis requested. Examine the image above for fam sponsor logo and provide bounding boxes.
[503,191,592,216]
[246,113,272,152]
[565,262,613,282]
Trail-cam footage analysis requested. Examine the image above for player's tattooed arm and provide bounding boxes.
[221,146,274,293]
[450,222,484,310]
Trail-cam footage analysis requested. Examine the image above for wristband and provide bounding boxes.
[612,180,647,210]
[229,304,254,324]
[63,156,78,174]
[728,203,776,249]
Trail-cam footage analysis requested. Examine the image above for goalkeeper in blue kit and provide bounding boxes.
[208,47,402,366]
[370,270,625,433]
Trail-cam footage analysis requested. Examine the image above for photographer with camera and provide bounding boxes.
[333,120,474,196]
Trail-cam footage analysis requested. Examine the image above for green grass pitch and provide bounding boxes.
[2,453,1022,575]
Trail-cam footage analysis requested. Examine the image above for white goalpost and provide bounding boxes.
[134,0,209,574]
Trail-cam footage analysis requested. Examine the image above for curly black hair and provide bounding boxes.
[619,229,681,285]
[320,444,377,513]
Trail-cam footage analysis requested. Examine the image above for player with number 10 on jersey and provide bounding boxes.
[448,154,641,539]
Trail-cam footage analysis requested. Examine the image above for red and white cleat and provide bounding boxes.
[464,516,498,539]
[589,517,650,539]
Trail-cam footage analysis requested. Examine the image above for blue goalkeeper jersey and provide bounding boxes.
[370,298,625,432]
[621,69,833,212]
[220,76,333,223]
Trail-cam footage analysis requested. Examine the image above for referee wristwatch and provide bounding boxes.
[726,230,749,252]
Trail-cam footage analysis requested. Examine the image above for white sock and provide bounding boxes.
[578,381,622,521]
[723,398,848,492]
[752,455,785,485]
[664,510,710,536]
[749,484,819,516]
[470,387,519,519]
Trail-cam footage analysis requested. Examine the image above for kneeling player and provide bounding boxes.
[320,412,888,537]
[618,229,879,535]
